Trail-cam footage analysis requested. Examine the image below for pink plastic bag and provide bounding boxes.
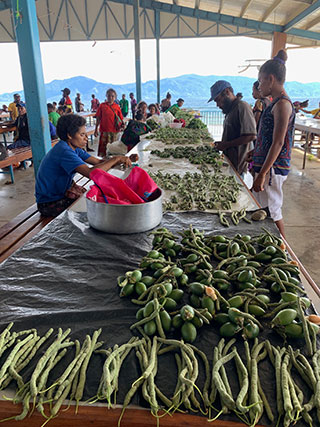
[124,167,159,201]
[86,167,159,205]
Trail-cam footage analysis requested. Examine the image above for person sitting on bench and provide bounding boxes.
[35,113,132,217]
[7,104,57,150]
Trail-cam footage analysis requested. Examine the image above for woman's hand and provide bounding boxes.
[252,172,266,192]
[94,129,99,138]
[114,155,132,168]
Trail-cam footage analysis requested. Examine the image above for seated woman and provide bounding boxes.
[7,104,56,149]
[147,104,158,118]
[121,111,151,152]
[137,101,148,120]
[36,114,131,217]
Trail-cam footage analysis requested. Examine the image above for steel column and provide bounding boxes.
[133,0,142,102]
[11,0,51,176]
[155,10,160,104]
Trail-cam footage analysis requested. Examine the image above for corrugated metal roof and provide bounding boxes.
[0,0,320,46]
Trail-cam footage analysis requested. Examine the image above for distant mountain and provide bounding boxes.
[1,74,320,110]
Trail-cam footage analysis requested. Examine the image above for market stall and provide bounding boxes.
[0,121,319,427]
[295,115,320,169]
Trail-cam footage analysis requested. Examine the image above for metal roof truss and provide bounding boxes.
[0,0,319,46]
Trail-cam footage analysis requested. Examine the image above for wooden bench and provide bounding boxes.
[0,175,90,262]
[0,125,96,184]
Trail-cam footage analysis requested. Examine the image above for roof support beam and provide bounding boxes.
[133,0,142,102]
[304,15,320,30]
[262,0,283,22]
[284,0,320,32]
[240,0,253,18]
[10,0,51,175]
[218,0,224,14]
[195,0,200,9]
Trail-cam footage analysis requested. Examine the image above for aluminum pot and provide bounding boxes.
[86,188,163,234]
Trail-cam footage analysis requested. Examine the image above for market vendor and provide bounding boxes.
[208,80,256,176]
[121,110,151,152]
[167,98,184,113]
[35,114,131,217]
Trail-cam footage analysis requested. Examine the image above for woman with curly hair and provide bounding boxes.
[36,113,131,217]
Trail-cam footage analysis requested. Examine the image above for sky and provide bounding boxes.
[0,36,319,94]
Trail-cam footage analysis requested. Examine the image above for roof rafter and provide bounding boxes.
[240,0,253,18]
[261,0,283,22]
[284,0,320,32]
[218,0,224,14]
[304,15,320,30]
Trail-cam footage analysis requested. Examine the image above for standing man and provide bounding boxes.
[208,80,256,176]
[129,92,137,119]
[75,93,84,113]
[59,88,73,113]
[119,94,129,118]
[8,94,25,121]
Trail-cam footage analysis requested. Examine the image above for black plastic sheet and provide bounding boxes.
[0,210,316,425]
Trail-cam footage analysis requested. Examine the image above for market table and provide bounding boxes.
[0,134,319,427]
[295,115,320,169]
[0,123,15,148]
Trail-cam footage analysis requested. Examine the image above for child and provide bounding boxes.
[251,50,295,237]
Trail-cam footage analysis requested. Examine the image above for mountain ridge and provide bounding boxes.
[1,74,319,109]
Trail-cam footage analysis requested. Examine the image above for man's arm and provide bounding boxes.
[215,134,256,151]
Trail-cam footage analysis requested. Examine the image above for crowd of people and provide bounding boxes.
[2,50,318,236]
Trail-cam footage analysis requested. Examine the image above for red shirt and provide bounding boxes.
[91,98,100,112]
[96,102,123,133]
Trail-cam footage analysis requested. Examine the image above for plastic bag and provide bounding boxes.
[123,167,159,201]
[86,167,159,204]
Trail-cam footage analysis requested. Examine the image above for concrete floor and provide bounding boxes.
[1,139,319,291]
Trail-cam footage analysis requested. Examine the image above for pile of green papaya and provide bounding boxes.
[117,225,317,352]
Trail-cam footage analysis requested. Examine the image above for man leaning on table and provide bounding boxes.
[208,80,256,176]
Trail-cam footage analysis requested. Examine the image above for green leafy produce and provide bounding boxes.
[187,118,207,129]
[146,127,213,144]
[146,118,159,130]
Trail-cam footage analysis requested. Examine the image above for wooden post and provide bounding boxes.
[271,32,287,57]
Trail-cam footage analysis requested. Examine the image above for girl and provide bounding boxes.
[94,89,124,157]
[251,50,295,237]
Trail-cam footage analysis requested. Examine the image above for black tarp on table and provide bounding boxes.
[0,211,316,425]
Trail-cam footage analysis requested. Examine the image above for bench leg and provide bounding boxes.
[22,160,27,169]
[9,165,14,184]
[302,132,309,170]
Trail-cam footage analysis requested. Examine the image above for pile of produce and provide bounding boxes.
[187,118,207,129]
[173,110,194,126]
[146,127,213,144]
[146,118,160,131]
[0,226,319,426]
[150,145,223,168]
[116,226,320,426]
[148,169,241,211]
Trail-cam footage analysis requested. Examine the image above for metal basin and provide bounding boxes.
[86,188,163,234]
